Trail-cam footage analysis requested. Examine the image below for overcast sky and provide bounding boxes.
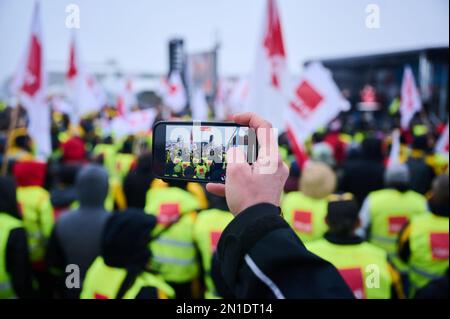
[0,0,448,83]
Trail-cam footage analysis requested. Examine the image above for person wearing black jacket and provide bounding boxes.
[206,112,354,299]
[123,153,154,209]
[0,176,35,298]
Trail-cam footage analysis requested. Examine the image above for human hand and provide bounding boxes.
[206,112,289,216]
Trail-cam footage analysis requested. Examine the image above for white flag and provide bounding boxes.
[10,2,51,159]
[111,109,157,139]
[66,32,104,122]
[286,62,349,163]
[116,77,135,117]
[161,71,187,113]
[388,129,401,167]
[245,0,289,130]
[400,66,422,129]
[228,77,249,116]
[191,88,209,121]
[435,123,449,156]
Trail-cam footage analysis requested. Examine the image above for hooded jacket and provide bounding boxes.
[46,164,110,298]
[0,177,34,298]
[339,138,385,206]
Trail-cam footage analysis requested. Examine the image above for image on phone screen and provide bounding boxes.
[159,123,256,183]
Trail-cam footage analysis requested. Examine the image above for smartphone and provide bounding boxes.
[152,121,257,183]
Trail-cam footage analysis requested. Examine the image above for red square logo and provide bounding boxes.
[210,231,222,252]
[388,216,408,234]
[290,81,323,119]
[158,203,181,226]
[293,211,313,234]
[338,268,366,299]
[430,233,449,260]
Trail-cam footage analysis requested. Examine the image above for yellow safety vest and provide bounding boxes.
[408,214,449,293]
[114,153,136,182]
[368,189,428,257]
[150,179,208,210]
[80,257,174,299]
[145,187,200,283]
[17,186,54,264]
[193,209,233,299]
[281,191,328,242]
[93,143,117,175]
[0,213,23,299]
[307,239,392,299]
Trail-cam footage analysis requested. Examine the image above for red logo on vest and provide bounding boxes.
[293,211,312,234]
[338,268,366,299]
[94,293,109,299]
[210,231,222,252]
[158,203,181,226]
[388,216,408,234]
[430,233,449,260]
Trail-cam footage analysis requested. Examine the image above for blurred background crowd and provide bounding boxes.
[0,0,448,299]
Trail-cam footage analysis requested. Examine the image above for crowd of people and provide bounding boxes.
[0,104,448,299]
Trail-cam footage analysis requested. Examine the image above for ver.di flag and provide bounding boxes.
[10,2,51,159]
[435,122,449,156]
[160,71,187,114]
[286,62,350,166]
[245,0,289,130]
[400,66,422,129]
[66,31,105,122]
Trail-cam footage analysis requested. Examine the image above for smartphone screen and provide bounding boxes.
[152,121,257,183]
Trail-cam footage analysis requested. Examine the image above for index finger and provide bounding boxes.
[233,112,272,131]
[234,112,278,162]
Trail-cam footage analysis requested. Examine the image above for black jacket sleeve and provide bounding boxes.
[217,203,354,299]
[6,228,35,298]
[45,225,68,297]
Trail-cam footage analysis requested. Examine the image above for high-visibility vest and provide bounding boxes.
[193,209,233,299]
[281,191,328,242]
[368,189,427,256]
[114,153,136,181]
[307,239,392,299]
[150,179,209,210]
[0,213,23,299]
[145,187,200,283]
[93,143,117,175]
[17,186,54,264]
[408,214,449,292]
[80,257,175,299]
[195,164,207,179]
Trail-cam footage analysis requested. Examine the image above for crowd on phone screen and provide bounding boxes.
[0,103,448,299]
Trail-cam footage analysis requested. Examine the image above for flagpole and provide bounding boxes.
[1,105,20,176]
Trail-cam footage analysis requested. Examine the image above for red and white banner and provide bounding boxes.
[400,66,422,129]
[66,32,105,122]
[228,77,249,116]
[116,77,135,117]
[110,109,157,138]
[286,62,350,166]
[160,71,187,114]
[191,88,209,121]
[435,122,449,156]
[10,2,51,159]
[245,0,289,130]
[387,129,401,167]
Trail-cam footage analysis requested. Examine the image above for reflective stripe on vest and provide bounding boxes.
[408,214,449,292]
[155,238,195,248]
[368,189,427,255]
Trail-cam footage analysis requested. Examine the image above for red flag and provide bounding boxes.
[246,0,289,130]
[10,1,50,158]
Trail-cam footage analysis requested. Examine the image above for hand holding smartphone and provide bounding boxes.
[152,121,257,184]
